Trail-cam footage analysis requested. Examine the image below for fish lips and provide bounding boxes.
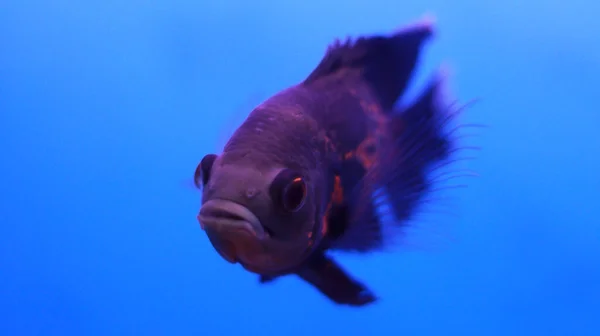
[197,199,267,265]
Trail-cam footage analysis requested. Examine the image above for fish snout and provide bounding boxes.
[197,199,266,264]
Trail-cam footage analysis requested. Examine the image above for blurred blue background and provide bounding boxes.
[1,0,599,335]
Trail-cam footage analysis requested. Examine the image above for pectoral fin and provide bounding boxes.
[296,252,377,307]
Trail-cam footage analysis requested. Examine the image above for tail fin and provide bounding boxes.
[330,68,471,253]
[303,17,434,110]
[383,68,460,222]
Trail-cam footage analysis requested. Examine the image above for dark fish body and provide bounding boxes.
[195,17,467,307]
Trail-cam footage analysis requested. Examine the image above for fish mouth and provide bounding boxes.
[197,199,267,265]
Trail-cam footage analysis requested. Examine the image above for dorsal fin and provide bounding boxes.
[303,17,435,110]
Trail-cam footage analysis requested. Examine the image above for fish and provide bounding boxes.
[194,17,470,307]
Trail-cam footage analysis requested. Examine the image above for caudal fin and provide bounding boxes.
[383,68,467,223]
[303,17,434,110]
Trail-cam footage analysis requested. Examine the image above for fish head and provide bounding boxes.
[194,153,322,275]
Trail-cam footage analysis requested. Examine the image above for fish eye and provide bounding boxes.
[194,154,217,189]
[283,177,307,212]
[270,169,307,212]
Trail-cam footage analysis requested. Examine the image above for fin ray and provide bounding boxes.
[303,18,434,110]
[332,69,472,252]
[295,252,377,306]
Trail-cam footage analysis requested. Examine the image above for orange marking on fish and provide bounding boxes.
[323,135,334,147]
[332,175,344,204]
[366,103,380,114]
[322,134,338,158]
[321,202,331,237]
[359,99,383,116]
[358,96,387,123]
[355,136,377,170]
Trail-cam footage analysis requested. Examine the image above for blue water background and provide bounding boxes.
[1,1,599,335]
